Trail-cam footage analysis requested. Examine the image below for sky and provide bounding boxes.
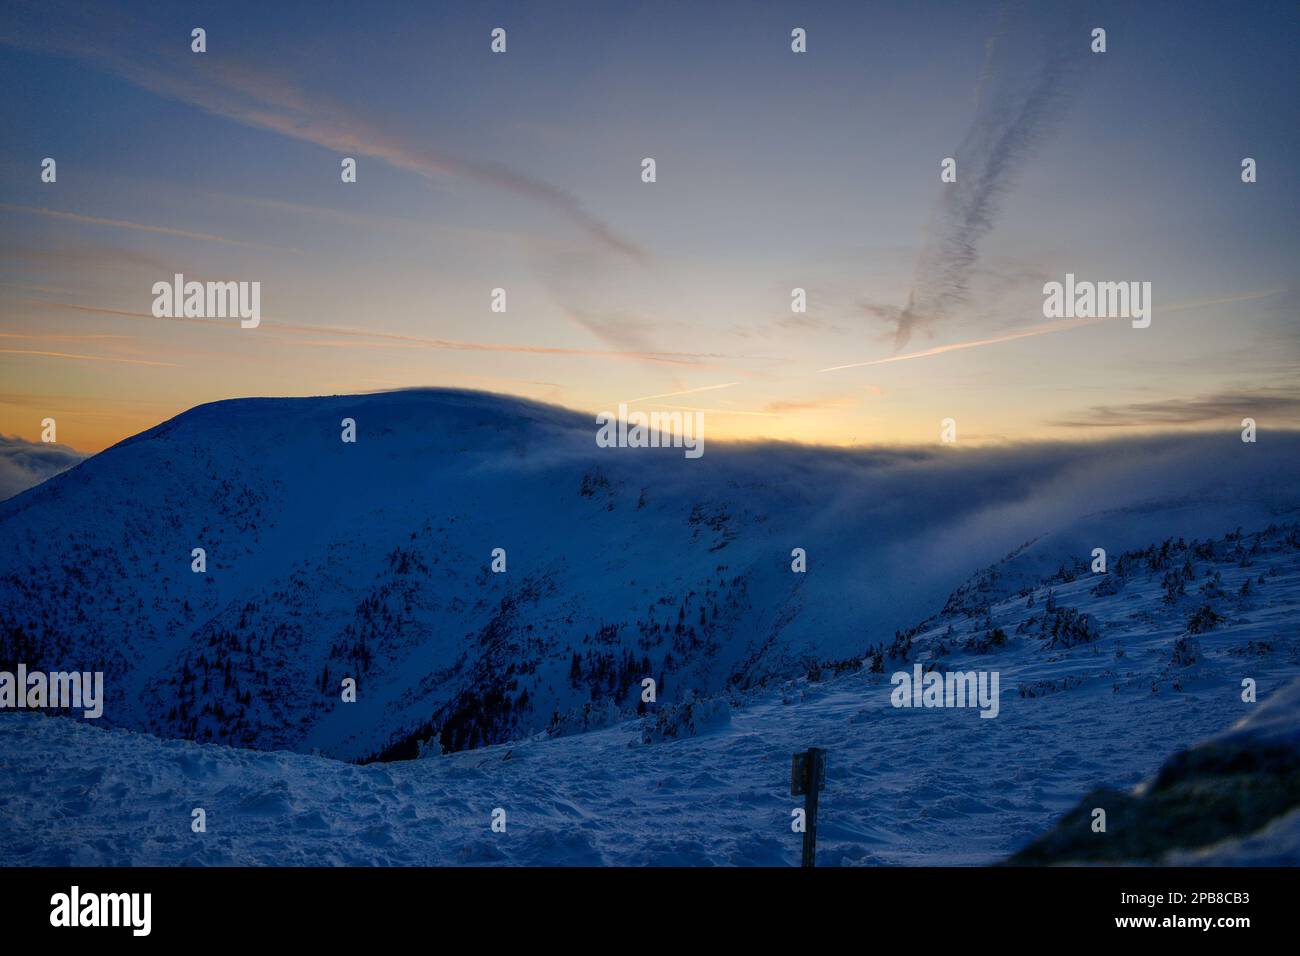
[1,0,1297,453]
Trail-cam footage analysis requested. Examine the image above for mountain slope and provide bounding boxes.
[3,518,1298,866]
[1,388,1297,761]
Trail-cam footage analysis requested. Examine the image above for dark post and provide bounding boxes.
[790,747,826,867]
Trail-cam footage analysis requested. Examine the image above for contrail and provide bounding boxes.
[892,3,1085,350]
[825,288,1285,372]
[822,317,1108,372]
[624,383,740,403]
[637,403,778,418]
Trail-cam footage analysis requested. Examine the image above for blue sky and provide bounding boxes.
[1,0,1296,450]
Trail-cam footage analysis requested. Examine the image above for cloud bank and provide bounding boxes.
[0,434,85,501]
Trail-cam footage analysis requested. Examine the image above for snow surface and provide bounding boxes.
[3,513,1298,865]
[1011,673,1300,865]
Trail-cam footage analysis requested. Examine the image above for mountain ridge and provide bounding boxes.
[2,388,1298,761]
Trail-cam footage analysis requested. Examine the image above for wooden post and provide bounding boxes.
[791,747,826,867]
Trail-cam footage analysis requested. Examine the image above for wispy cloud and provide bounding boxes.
[0,240,190,276]
[0,348,178,367]
[0,2,645,261]
[762,392,865,414]
[1050,389,1300,429]
[0,203,298,253]
[551,298,663,354]
[0,331,133,342]
[20,298,727,367]
[638,402,778,418]
[891,3,1084,349]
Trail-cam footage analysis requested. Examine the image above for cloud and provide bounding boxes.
[0,348,178,367]
[0,332,133,343]
[0,204,298,253]
[762,391,864,414]
[20,298,726,367]
[0,434,84,501]
[0,2,645,262]
[1050,389,1300,429]
[550,410,1300,639]
[553,301,662,354]
[0,240,184,276]
[636,402,777,418]
[891,3,1084,349]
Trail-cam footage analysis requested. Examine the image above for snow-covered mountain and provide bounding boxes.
[1,389,1298,766]
[3,516,1297,865]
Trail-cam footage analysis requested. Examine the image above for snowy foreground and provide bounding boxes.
[3,521,1298,865]
[0,677,1293,867]
[1014,678,1300,865]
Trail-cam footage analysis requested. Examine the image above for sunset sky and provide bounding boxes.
[1,0,1297,453]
